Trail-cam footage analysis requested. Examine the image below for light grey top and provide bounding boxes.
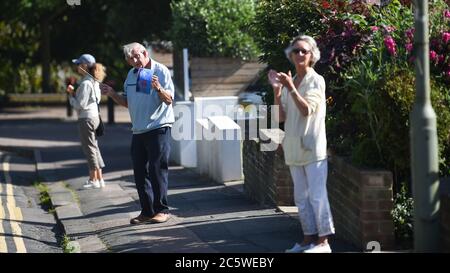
[69,75,101,119]
[123,59,175,134]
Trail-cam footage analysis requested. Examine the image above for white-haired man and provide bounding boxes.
[100,42,174,224]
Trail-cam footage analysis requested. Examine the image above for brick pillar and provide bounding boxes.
[359,172,395,250]
[243,129,294,207]
[328,154,395,251]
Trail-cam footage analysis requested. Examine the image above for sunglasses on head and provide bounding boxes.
[291,48,310,55]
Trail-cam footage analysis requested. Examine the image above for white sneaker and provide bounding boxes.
[303,243,332,253]
[83,180,100,189]
[285,243,315,253]
[99,179,105,188]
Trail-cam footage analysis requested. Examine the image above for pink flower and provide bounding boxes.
[383,25,395,33]
[384,35,397,56]
[341,29,353,37]
[443,32,450,44]
[445,70,450,78]
[438,54,445,64]
[344,20,353,28]
[405,28,415,41]
[371,26,379,32]
[405,43,413,52]
[430,50,438,61]
[431,39,440,49]
[444,10,450,19]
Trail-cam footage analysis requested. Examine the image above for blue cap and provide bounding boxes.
[72,54,96,67]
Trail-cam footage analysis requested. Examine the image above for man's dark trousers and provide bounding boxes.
[131,127,171,217]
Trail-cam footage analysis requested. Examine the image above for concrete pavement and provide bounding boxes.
[0,106,358,253]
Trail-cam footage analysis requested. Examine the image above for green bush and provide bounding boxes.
[170,0,259,60]
[391,182,414,249]
[253,0,450,181]
[333,62,450,185]
[251,0,450,249]
[251,0,326,71]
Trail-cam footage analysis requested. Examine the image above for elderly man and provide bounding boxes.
[100,42,174,224]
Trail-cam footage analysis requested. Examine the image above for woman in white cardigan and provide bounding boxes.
[269,35,335,253]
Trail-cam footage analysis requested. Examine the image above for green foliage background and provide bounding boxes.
[251,0,450,246]
[251,0,450,183]
[0,0,173,94]
[170,0,259,60]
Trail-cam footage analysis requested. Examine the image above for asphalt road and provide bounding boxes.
[0,150,62,253]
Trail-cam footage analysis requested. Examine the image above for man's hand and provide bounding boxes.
[151,75,173,105]
[99,82,128,108]
[151,75,162,92]
[100,83,114,96]
[66,84,75,95]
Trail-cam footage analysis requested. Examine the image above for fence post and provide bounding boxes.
[66,95,73,117]
[183,48,190,101]
[107,96,114,124]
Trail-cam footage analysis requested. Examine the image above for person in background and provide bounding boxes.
[67,54,107,189]
[269,35,335,253]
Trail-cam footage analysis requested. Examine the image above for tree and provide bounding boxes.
[0,0,173,93]
[170,0,259,60]
[1,1,69,93]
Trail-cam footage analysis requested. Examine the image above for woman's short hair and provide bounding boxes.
[123,42,146,60]
[284,35,321,67]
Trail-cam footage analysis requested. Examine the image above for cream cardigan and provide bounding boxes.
[281,68,327,166]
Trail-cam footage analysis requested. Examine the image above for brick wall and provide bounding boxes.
[242,128,396,251]
[328,154,395,250]
[243,129,294,207]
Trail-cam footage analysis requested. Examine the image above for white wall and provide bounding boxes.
[171,96,244,183]
[170,101,197,167]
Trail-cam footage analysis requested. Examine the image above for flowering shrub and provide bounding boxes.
[427,1,450,83]
[332,0,450,171]
[253,0,450,182]
[314,1,373,82]
[252,0,449,249]
[252,0,450,249]
[429,31,450,82]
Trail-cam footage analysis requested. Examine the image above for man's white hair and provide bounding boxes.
[123,42,147,59]
[284,35,321,67]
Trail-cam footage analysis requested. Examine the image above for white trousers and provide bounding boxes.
[289,160,335,237]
